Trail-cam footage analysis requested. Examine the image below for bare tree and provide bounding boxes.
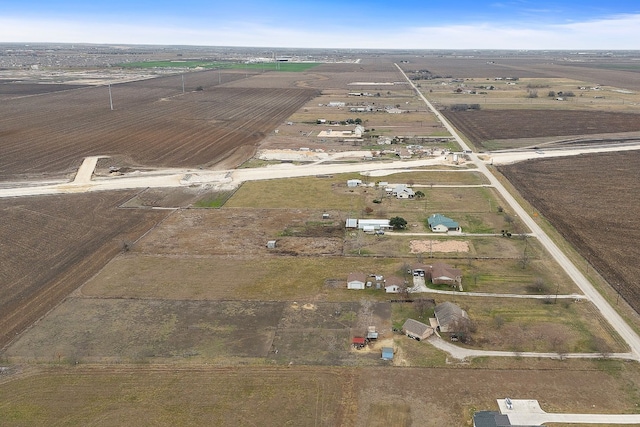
[413,298,435,320]
[526,278,550,294]
[519,237,531,269]
[549,331,570,360]
[592,337,613,359]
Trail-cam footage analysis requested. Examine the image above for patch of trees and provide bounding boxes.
[389,216,407,230]
[548,91,575,98]
[449,104,481,111]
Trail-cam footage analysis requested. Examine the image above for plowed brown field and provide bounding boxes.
[0,69,319,179]
[499,151,640,312]
[443,109,640,149]
[0,192,167,349]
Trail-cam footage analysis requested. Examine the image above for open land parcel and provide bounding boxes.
[2,47,640,426]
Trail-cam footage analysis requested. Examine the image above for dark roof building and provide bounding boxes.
[402,318,433,340]
[434,301,469,333]
[473,411,511,427]
[430,262,462,286]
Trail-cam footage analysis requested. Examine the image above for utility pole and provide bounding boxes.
[108,83,113,111]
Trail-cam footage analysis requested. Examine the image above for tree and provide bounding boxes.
[526,277,550,294]
[389,216,407,230]
[504,214,514,227]
[415,190,425,199]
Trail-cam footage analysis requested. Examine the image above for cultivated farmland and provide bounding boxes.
[0,191,167,349]
[0,69,319,179]
[499,150,640,313]
[443,109,640,150]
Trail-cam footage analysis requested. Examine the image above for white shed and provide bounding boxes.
[347,272,367,290]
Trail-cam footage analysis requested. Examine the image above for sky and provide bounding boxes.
[1,0,640,49]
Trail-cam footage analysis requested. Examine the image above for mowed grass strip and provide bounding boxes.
[225,175,368,210]
[80,254,408,301]
[225,174,510,220]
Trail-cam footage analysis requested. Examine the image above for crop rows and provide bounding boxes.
[0,192,167,349]
[0,69,318,178]
[443,109,640,148]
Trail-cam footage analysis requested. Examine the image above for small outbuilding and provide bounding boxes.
[402,318,433,341]
[384,276,405,293]
[352,336,366,349]
[345,218,358,228]
[381,347,394,361]
[347,272,367,290]
[347,179,362,188]
[266,240,277,249]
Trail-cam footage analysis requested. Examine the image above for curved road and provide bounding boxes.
[395,63,640,360]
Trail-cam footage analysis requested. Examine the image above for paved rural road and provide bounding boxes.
[428,335,636,362]
[395,63,640,361]
[499,399,640,425]
[489,143,640,165]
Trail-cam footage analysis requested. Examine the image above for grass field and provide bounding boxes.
[0,366,348,426]
[4,363,640,426]
[80,254,409,301]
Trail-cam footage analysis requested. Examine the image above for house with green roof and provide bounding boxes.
[428,213,461,233]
